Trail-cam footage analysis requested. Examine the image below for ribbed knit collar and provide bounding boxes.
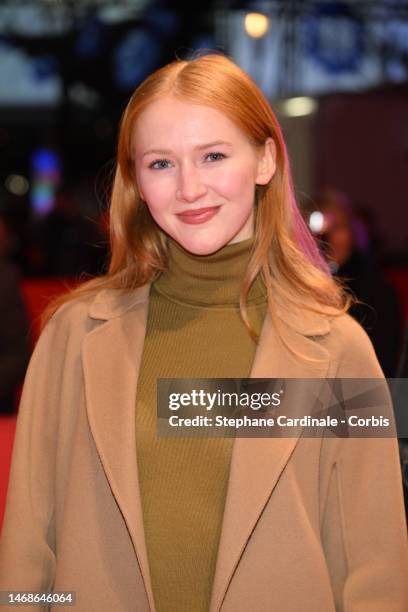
[153,235,267,308]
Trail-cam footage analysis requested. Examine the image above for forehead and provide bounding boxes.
[132,97,249,149]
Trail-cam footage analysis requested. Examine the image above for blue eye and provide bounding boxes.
[149,159,170,170]
[148,151,226,170]
[206,152,226,162]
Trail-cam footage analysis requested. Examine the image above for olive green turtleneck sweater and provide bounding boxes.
[135,236,268,612]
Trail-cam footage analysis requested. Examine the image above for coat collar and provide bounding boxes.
[87,283,333,337]
[83,283,332,612]
[87,285,151,320]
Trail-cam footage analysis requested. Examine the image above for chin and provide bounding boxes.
[173,233,229,256]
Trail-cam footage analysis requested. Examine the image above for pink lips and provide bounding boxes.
[176,206,221,225]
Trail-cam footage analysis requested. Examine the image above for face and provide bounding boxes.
[132,96,276,255]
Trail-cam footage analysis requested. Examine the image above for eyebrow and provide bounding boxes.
[141,140,233,158]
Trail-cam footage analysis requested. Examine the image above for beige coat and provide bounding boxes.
[0,284,407,611]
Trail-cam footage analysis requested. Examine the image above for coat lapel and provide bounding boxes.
[209,306,331,612]
[81,284,331,612]
[81,285,157,610]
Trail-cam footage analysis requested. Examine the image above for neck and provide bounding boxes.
[153,235,267,308]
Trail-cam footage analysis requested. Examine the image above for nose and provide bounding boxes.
[176,162,208,203]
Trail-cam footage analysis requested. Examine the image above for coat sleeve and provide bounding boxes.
[320,315,408,612]
[0,311,63,603]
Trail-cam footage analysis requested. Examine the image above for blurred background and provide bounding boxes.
[1,0,408,517]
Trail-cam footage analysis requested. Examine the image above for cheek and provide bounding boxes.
[212,165,256,202]
[138,173,171,211]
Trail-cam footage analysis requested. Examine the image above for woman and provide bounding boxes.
[0,52,407,611]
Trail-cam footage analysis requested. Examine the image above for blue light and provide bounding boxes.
[32,148,60,175]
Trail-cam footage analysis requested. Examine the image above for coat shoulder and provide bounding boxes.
[49,293,93,327]
[38,284,151,345]
[322,312,383,377]
[36,292,98,353]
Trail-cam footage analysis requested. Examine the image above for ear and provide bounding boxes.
[255,137,276,185]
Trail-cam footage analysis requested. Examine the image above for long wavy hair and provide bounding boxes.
[41,51,350,349]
